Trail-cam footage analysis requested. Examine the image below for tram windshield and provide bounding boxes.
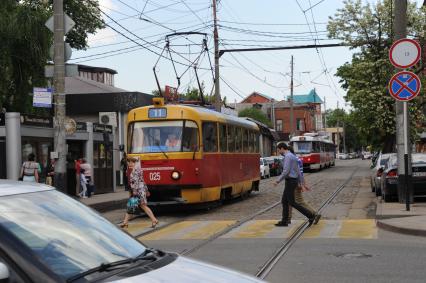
[129,120,199,153]
[292,141,312,154]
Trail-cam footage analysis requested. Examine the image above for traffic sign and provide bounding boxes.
[45,14,75,34]
[388,71,421,101]
[49,43,72,62]
[389,38,421,69]
[33,87,52,108]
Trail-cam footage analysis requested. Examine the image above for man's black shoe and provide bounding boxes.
[314,214,321,225]
[274,221,288,227]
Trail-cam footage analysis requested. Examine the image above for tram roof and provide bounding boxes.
[290,135,334,143]
[130,103,259,130]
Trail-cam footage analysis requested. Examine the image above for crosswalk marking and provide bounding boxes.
[134,219,378,241]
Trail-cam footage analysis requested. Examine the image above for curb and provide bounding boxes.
[376,219,426,237]
[86,198,128,213]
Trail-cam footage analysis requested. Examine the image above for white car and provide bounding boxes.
[362,152,373,159]
[260,158,270,178]
[370,153,394,196]
[337,153,349,160]
[0,180,265,283]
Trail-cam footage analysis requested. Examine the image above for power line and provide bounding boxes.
[218,19,327,26]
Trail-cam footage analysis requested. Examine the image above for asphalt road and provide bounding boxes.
[102,159,426,282]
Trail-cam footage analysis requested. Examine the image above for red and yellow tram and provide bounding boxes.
[127,98,261,205]
[290,133,336,170]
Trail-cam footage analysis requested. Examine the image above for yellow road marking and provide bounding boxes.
[302,220,326,238]
[232,220,277,238]
[338,219,377,239]
[182,221,236,239]
[139,221,198,241]
[126,221,152,235]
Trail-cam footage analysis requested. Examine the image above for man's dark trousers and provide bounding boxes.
[282,178,315,222]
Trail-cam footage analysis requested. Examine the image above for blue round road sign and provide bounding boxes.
[388,71,421,101]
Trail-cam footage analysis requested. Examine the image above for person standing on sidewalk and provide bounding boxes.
[273,142,319,227]
[120,156,158,229]
[75,158,81,196]
[287,146,319,225]
[20,153,39,183]
[80,158,94,197]
[120,152,130,191]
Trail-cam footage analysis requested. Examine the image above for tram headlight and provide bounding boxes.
[171,171,181,180]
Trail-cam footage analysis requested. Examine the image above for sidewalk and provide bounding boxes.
[79,186,129,213]
[376,200,426,237]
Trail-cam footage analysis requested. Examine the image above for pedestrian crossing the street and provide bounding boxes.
[131,219,378,241]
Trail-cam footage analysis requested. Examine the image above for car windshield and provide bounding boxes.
[0,190,146,280]
[292,141,312,153]
[129,120,198,153]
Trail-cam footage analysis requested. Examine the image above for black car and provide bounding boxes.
[380,153,426,202]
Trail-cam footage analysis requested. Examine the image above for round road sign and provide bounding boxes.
[389,38,421,69]
[388,71,421,101]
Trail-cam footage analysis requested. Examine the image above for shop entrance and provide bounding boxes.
[93,141,113,193]
[66,141,85,196]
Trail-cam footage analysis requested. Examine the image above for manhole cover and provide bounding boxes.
[331,252,373,259]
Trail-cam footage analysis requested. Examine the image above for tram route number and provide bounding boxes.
[149,172,161,181]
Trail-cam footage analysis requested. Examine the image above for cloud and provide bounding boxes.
[87,0,119,47]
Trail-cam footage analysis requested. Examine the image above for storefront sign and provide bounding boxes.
[93,123,113,134]
[20,114,53,128]
[76,122,87,132]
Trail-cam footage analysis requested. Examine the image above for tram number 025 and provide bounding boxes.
[149,172,161,181]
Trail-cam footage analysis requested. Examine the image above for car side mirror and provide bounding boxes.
[0,262,10,281]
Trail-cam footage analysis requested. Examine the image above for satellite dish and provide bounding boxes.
[64,117,76,135]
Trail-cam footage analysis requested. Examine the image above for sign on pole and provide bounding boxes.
[45,14,75,34]
[389,38,421,69]
[388,71,421,101]
[33,87,53,108]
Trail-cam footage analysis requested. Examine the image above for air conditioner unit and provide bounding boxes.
[99,112,117,127]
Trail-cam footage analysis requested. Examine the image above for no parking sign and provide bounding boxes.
[388,71,421,101]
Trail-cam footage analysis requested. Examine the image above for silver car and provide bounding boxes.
[370,153,394,196]
[0,180,265,283]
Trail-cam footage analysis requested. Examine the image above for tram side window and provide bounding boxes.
[228,126,235,152]
[235,127,242,152]
[202,122,218,152]
[242,129,249,152]
[248,131,254,152]
[219,124,227,152]
[312,142,320,153]
[254,133,260,153]
[182,121,199,152]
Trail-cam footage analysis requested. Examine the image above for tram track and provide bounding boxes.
[131,172,314,239]
[255,166,359,280]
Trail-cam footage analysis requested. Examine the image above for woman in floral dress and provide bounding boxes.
[120,156,158,228]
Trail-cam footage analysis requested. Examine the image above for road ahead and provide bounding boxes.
[102,159,426,282]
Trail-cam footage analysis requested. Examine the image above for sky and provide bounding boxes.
[71,0,425,111]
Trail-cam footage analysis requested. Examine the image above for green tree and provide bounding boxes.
[327,0,426,152]
[0,0,104,113]
[238,107,272,128]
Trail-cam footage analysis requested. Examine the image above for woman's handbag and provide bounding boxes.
[126,196,140,214]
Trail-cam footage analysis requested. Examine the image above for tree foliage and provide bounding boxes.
[327,0,425,151]
[238,108,272,128]
[0,0,104,113]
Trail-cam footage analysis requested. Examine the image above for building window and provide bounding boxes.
[296,119,305,131]
[276,120,283,131]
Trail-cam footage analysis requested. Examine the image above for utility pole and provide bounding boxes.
[212,0,221,112]
[394,0,411,208]
[53,0,67,192]
[290,55,294,137]
[323,96,327,129]
[336,101,340,153]
[271,99,275,130]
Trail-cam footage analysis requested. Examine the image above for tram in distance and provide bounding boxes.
[126,97,261,205]
[290,133,336,170]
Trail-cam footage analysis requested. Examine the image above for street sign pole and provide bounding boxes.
[403,101,410,211]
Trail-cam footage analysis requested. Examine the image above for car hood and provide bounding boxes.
[110,255,264,283]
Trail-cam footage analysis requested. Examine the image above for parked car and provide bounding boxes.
[337,153,349,160]
[381,153,426,202]
[260,157,270,179]
[362,151,373,160]
[348,152,358,159]
[370,152,394,196]
[0,181,265,283]
[264,156,283,176]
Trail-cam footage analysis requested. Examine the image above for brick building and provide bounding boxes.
[240,92,273,104]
